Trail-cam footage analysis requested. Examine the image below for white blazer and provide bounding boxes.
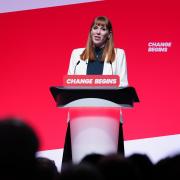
[67,48,128,87]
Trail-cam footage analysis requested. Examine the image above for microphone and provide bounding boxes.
[110,61,113,75]
[74,60,80,74]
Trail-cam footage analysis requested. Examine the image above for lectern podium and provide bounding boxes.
[50,86,139,163]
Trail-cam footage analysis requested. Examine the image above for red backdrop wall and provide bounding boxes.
[0,0,180,151]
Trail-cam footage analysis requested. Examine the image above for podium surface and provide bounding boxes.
[50,86,139,108]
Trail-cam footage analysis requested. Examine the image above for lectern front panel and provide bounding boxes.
[69,108,120,163]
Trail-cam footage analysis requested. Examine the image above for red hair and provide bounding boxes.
[80,16,115,63]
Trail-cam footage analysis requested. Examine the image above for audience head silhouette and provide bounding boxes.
[58,163,103,180]
[36,157,58,180]
[80,153,105,166]
[0,117,39,179]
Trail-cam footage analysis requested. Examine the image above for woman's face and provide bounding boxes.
[91,24,110,48]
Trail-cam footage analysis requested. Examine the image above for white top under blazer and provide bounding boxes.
[68,48,128,87]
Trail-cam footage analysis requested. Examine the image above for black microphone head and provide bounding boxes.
[76,60,80,65]
[110,61,113,75]
[74,60,80,74]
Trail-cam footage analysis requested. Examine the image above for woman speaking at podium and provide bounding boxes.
[68,16,128,87]
[62,16,129,167]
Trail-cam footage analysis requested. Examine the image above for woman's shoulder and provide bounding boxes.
[114,48,126,61]
[114,48,125,54]
[71,48,85,55]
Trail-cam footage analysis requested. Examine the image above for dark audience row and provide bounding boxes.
[0,117,180,180]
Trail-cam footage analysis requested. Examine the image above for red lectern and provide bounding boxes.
[50,86,139,163]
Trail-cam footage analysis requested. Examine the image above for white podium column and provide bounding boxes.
[69,108,120,163]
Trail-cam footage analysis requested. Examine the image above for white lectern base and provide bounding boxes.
[69,108,120,163]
